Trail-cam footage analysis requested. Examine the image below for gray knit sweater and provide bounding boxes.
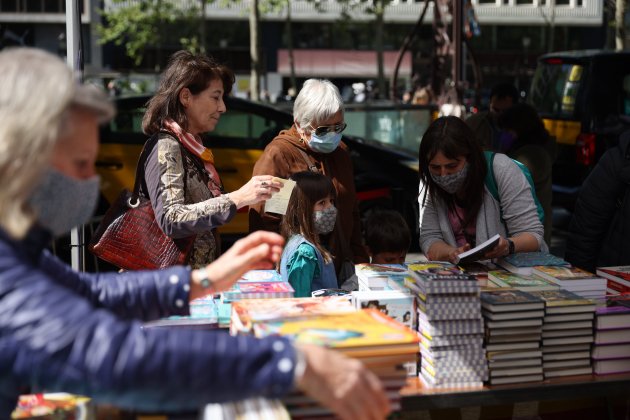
[419,153,547,255]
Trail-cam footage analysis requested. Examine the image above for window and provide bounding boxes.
[529,62,583,117]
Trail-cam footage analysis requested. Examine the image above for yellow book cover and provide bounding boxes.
[253,309,419,357]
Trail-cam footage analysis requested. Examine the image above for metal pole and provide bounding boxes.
[452,0,463,104]
[66,0,85,272]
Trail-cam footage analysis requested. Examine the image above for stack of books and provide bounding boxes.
[203,398,290,419]
[532,266,607,301]
[595,266,630,295]
[487,270,559,292]
[143,295,219,329]
[253,309,419,415]
[355,263,408,291]
[480,289,545,385]
[592,295,630,375]
[406,269,488,389]
[496,252,569,275]
[458,261,498,288]
[220,270,295,327]
[528,289,596,378]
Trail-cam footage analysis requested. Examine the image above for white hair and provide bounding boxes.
[0,47,114,239]
[293,79,344,132]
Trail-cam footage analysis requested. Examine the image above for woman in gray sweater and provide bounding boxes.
[418,116,547,263]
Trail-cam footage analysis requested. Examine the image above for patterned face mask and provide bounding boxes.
[313,205,338,234]
[430,162,469,194]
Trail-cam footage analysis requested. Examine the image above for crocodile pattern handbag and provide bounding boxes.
[89,136,194,270]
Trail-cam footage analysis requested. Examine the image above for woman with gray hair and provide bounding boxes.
[0,48,390,420]
[250,79,369,286]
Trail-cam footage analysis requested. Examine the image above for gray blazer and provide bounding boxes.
[419,153,547,255]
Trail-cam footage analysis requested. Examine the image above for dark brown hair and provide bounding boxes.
[142,50,235,135]
[280,171,337,263]
[498,103,550,148]
[364,209,411,255]
[418,116,486,229]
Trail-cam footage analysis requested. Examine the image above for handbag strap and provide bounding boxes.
[297,149,320,173]
[133,134,160,200]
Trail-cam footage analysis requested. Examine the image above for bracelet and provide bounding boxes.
[507,238,515,255]
[195,269,214,292]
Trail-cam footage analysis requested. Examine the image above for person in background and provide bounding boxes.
[418,116,547,263]
[364,209,411,265]
[141,50,282,268]
[250,78,369,285]
[279,172,339,297]
[498,103,557,246]
[465,82,519,151]
[0,47,390,420]
[565,130,630,272]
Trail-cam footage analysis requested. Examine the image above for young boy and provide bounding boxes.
[364,209,411,265]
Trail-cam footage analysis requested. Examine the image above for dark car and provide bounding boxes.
[94,95,421,259]
[528,50,630,210]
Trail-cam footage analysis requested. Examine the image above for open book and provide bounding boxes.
[455,234,500,265]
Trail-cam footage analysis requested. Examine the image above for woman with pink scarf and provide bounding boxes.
[142,51,282,267]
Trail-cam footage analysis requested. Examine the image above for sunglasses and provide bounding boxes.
[309,122,347,137]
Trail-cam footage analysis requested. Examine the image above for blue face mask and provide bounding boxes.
[308,131,342,154]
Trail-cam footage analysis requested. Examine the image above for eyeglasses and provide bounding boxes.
[309,122,347,137]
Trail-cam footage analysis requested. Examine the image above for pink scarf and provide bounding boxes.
[163,118,223,196]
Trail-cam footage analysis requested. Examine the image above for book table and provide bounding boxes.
[399,373,630,411]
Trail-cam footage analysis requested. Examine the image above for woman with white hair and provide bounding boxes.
[249,79,369,286]
[0,48,390,420]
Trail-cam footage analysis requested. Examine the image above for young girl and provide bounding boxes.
[279,171,339,297]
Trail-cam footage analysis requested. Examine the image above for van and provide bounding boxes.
[528,50,630,209]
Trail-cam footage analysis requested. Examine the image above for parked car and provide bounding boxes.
[528,50,630,210]
[92,95,421,261]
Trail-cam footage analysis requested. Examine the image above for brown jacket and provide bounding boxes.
[249,125,369,272]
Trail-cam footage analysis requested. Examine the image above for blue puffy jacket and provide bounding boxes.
[0,227,296,416]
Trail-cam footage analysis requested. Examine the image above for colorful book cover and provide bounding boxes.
[532,266,604,287]
[527,289,595,307]
[223,281,295,300]
[488,270,558,291]
[253,309,419,356]
[231,296,355,333]
[481,289,545,313]
[355,263,407,276]
[406,261,463,275]
[499,252,568,268]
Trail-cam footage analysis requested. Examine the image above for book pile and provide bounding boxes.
[488,270,559,292]
[592,295,630,375]
[528,289,596,378]
[253,309,419,416]
[497,252,569,276]
[220,270,295,328]
[481,289,545,385]
[13,393,91,419]
[355,263,408,291]
[458,261,498,288]
[222,270,294,301]
[532,265,607,301]
[143,295,219,329]
[202,397,290,420]
[595,266,630,295]
[352,290,417,375]
[406,267,488,389]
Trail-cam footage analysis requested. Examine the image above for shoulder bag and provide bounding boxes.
[89,135,195,270]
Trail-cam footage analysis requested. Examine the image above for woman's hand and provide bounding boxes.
[483,236,510,259]
[447,243,471,264]
[228,175,283,209]
[189,231,284,300]
[428,241,470,263]
[296,344,391,420]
